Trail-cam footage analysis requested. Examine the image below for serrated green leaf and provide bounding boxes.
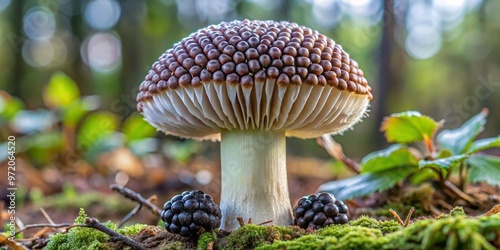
[467,155,500,187]
[437,109,488,155]
[317,165,417,200]
[122,113,157,142]
[44,72,80,108]
[466,136,500,154]
[418,154,468,170]
[361,144,418,173]
[381,111,440,143]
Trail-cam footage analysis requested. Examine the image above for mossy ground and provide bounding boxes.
[39,207,500,250]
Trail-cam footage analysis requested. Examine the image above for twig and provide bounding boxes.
[110,184,162,216]
[207,241,214,250]
[484,204,500,216]
[15,223,72,235]
[257,220,273,226]
[118,204,143,228]
[71,218,146,250]
[443,180,478,206]
[403,207,415,227]
[389,208,414,227]
[236,217,245,227]
[39,208,55,225]
[317,135,360,174]
[389,209,404,226]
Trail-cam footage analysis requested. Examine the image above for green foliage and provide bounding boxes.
[361,144,419,173]
[45,209,110,250]
[259,211,500,250]
[437,109,487,155]
[43,72,80,108]
[0,72,158,166]
[117,224,147,236]
[320,109,500,200]
[467,155,500,186]
[46,208,146,249]
[418,154,468,169]
[213,224,305,250]
[381,111,440,144]
[319,165,417,201]
[348,216,402,234]
[198,231,217,250]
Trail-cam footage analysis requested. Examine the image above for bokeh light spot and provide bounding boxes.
[84,0,121,30]
[81,32,122,73]
[23,7,56,40]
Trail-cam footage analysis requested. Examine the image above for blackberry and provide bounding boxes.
[161,190,221,237]
[293,192,349,229]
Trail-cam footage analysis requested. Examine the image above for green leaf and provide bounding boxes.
[467,155,500,187]
[122,113,157,142]
[62,96,101,126]
[44,72,80,108]
[436,109,488,155]
[318,165,417,200]
[381,111,440,144]
[77,111,119,151]
[418,155,468,170]
[361,144,418,173]
[0,91,25,120]
[466,136,500,154]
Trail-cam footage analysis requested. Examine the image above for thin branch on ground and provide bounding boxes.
[39,207,55,225]
[403,207,415,227]
[110,184,163,216]
[317,135,360,174]
[237,217,245,227]
[443,180,478,206]
[389,209,404,226]
[68,218,146,250]
[484,204,500,216]
[15,223,73,235]
[257,220,273,226]
[118,203,144,228]
[390,207,414,227]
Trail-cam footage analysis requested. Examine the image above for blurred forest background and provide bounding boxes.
[0,0,500,227]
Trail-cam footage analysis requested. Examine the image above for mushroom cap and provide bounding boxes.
[137,20,372,141]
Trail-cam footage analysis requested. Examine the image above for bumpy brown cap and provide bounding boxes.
[137,20,372,140]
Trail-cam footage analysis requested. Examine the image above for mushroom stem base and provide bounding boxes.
[220,130,292,230]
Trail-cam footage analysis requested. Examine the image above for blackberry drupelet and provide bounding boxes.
[161,190,222,237]
[293,192,349,229]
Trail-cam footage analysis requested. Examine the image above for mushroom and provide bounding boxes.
[136,20,372,231]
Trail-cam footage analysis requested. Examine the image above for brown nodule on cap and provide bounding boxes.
[136,20,372,107]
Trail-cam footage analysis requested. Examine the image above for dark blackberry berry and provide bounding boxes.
[161,190,221,237]
[292,192,349,229]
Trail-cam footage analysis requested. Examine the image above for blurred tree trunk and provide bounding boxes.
[68,0,91,95]
[374,0,407,146]
[8,0,24,98]
[117,0,145,118]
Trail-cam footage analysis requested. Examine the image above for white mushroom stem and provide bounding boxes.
[220,129,293,230]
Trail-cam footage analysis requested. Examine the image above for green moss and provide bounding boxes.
[347,216,402,234]
[257,234,338,250]
[117,224,148,236]
[221,224,305,250]
[45,208,113,250]
[258,212,500,250]
[437,206,466,219]
[379,219,403,234]
[198,231,217,250]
